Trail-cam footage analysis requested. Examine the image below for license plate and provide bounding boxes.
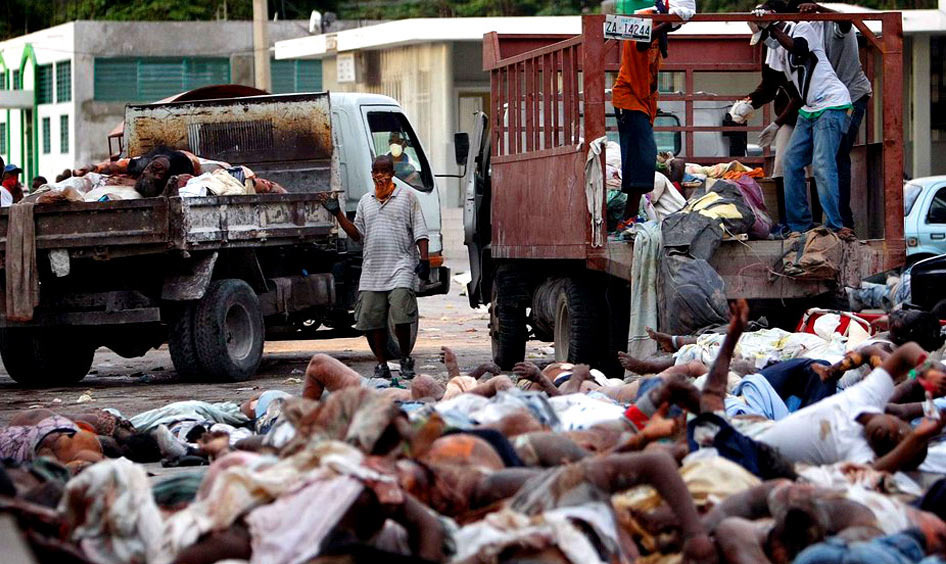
[604,14,653,43]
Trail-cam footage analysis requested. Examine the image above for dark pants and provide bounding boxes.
[837,95,870,230]
[616,107,657,197]
[759,358,833,409]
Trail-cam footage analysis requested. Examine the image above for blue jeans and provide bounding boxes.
[837,95,870,229]
[783,108,852,232]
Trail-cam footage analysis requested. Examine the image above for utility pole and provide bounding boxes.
[253,0,272,92]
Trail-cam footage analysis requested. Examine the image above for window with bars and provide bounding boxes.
[37,65,54,104]
[56,61,72,102]
[270,59,323,94]
[42,117,51,154]
[60,115,69,153]
[93,57,230,102]
[12,69,21,90]
[0,122,6,154]
[0,72,7,90]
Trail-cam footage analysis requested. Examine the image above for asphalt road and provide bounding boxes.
[0,273,555,424]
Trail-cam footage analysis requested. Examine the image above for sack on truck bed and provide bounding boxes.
[779,227,843,281]
[658,254,729,335]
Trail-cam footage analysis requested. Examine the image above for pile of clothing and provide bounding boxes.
[2,305,946,564]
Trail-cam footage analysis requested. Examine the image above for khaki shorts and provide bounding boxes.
[354,288,418,331]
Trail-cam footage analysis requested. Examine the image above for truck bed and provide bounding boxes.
[599,238,903,300]
[0,193,336,262]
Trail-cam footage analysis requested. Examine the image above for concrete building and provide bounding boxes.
[275,5,946,208]
[0,20,319,181]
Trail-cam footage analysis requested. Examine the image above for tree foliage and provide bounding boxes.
[1,0,937,41]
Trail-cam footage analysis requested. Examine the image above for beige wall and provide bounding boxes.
[324,42,457,204]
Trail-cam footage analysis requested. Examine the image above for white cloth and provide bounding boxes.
[771,123,794,178]
[59,458,164,564]
[626,221,662,360]
[585,136,607,248]
[547,394,625,431]
[0,187,12,207]
[782,22,852,114]
[758,367,894,465]
[642,172,686,222]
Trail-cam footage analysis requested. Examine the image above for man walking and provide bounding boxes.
[319,155,429,379]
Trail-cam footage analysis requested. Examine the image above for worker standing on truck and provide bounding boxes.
[797,2,873,234]
[756,0,852,235]
[318,155,430,380]
[612,2,692,229]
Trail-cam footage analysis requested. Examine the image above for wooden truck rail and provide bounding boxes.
[483,13,905,299]
[0,193,336,262]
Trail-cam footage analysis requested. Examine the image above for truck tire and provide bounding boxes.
[490,268,529,370]
[193,280,265,382]
[553,277,607,367]
[168,303,205,380]
[0,329,95,387]
[383,319,419,361]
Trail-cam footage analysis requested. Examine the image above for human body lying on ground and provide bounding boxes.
[9,306,946,562]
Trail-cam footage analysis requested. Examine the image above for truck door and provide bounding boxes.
[462,111,490,306]
[920,185,946,256]
[360,106,443,256]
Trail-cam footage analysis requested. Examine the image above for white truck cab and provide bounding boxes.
[329,93,443,258]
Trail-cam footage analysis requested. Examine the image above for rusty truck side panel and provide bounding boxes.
[124,93,334,193]
[484,13,906,285]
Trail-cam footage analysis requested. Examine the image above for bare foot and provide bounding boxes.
[618,351,651,374]
[469,362,502,379]
[439,346,461,378]
[646,327,676,353]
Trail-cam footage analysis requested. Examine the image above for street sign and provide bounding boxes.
[604,13,653,43]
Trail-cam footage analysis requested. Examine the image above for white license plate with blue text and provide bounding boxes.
[604,14,653,43]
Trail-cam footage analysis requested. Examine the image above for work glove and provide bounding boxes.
[751,7,774,28]
[415,259,431,282]
[320,195,341,215]
[758,122,780,148]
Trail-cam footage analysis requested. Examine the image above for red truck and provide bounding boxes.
[463,12,905,374]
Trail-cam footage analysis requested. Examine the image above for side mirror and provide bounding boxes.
[454,132,470,166]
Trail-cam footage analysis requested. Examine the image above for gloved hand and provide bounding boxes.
[320,195,341,215]
[750,7,774,28]
[758,122,779,148]
[415,259,431,282]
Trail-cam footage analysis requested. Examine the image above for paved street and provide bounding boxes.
[0,260,555,424]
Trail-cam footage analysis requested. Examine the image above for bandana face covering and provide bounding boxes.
[374,174,395,201]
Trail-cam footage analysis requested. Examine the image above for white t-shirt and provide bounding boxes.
[782,22,852,114]
[0,187,13,207]
[758,367,894,465]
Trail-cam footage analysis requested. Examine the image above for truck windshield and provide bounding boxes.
[904,182,922,216]
[366,111,434,192]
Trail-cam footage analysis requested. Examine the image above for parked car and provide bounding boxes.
[904,176,946,265]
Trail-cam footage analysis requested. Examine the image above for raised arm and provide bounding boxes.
[701,300,749,413]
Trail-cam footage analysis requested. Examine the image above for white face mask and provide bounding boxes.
[389,143,403,158]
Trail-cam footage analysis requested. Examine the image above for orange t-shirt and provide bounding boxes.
[611,40,662,123]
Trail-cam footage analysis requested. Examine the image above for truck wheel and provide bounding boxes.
[0,329,95,387]
[168,303,204,380]
[490,269,529,370]
[193,280,264,382]
[383,319,419,361]
[553,277,607,366]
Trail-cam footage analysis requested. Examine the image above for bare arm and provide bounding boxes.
[416,237,429,261]
[391,493,446,562]
[701,300,749,413]
[334,210,363,243]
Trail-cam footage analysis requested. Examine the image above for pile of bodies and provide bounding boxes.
[25,146,287,205]
[4,305,946,563]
